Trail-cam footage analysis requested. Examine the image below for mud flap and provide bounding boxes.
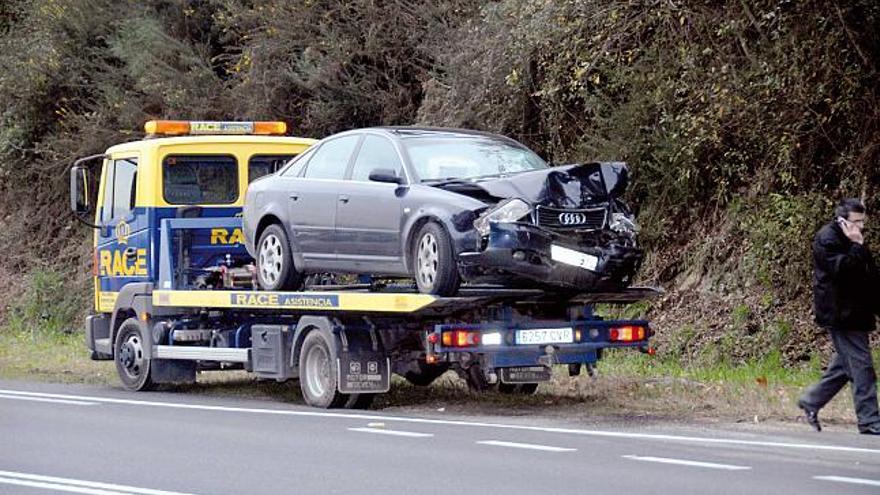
[150,359,196,385]
[336,352,391,394]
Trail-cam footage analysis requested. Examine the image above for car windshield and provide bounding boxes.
[404,136,548,182]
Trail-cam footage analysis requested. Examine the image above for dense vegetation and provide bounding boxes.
[1,0,878,366]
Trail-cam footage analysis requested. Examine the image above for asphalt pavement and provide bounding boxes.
[0,379,878,495]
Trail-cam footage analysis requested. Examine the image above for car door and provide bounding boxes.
[288,134,361,266]
[335,134,406,273]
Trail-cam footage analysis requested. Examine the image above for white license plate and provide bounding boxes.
[516,327,574,345]
[551,245,598,271]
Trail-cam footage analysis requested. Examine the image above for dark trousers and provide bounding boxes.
[801,328,880,427]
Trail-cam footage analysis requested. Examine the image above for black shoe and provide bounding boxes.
[797,399,822,432]
[859,424,880,435]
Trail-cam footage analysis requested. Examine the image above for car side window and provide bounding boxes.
[349,135,402,182]
[105,158,138,221]
[302,135,360,180]
[280,146,316,177]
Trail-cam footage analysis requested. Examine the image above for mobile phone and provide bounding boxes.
[837,216,850,228]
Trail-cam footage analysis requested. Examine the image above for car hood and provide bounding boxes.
[434,162,629,209]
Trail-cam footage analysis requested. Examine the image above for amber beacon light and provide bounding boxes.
[144,120,287,136]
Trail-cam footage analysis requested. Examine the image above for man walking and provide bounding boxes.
[798,198,880,434]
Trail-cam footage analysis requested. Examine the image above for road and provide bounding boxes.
[1,379,878,495]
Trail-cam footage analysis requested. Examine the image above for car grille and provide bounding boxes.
[535,206,607,231]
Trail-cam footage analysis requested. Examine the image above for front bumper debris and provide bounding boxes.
[458,222,642,291]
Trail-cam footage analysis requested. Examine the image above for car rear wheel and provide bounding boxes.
[257,224,303,291]
[412,222,460,296]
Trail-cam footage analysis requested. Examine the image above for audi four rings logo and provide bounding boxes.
[558,212,587,225]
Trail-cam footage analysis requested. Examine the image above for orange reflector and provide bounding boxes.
[145,120,190,135]
[426,354,438,364]
[253,121,287,135]
[440,330,480,348]
[144,120,288,136]
[139,312,150,322]
[609,325,646,342]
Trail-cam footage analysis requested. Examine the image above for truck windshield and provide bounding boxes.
[163,155,238,204]
[404,136,548,182]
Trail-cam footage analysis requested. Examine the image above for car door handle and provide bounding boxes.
[339,195,349,203]
[288,193,299,201]
[123,247,137,259]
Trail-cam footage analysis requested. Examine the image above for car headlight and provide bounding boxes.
[473,198,531,236]
[609,212,639,234]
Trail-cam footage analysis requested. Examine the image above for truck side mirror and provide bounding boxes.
[70,166,90,214]
[369,168,404,184]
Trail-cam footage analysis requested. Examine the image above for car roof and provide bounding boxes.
[346,126,525,147]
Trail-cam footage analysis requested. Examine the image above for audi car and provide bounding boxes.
[242,127,642,295]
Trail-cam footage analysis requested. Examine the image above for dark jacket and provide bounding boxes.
[813,221,878,331]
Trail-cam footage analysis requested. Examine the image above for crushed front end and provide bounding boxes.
[456,161,643,291]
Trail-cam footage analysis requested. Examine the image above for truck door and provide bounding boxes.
[95,156,148,313]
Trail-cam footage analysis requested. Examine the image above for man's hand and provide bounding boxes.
[841,218,865,245]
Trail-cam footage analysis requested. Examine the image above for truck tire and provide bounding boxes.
[464,364,494,392]
[345,393,376,409]
[412,222,460,296]
[298,330,349,408]
[114,318,156,391]
[404,361,449,387]
[256,224,303,291]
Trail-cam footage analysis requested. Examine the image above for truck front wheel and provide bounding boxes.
[299,330,349,408]
[114,318,155,391]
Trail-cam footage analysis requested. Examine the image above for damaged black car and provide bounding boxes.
[242,127,642,295]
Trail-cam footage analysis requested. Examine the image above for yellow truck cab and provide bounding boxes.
[71,121,315,352]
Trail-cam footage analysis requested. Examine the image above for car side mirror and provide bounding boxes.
[369,168,404,184]
[70,165,90,214]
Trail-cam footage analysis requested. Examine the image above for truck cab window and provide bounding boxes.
[163,155,238,204]
[101,158,138,223]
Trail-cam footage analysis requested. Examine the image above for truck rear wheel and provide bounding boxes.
[114,318,155,391]
[299,330,349,408]
[404,361,449,387]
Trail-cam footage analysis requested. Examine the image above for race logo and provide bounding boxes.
[115,221,131,244]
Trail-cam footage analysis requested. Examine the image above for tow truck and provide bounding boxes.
[70,120,658,408]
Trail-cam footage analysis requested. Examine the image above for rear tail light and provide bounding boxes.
[609,325,646,342]
[441,329,480,348]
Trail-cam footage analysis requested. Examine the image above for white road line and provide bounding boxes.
[2,388,879,456]
[622,455,751,470]
[814,475,880,487]
[478,440,576,452]
[348,427,434,438]
[0,476,129,495]
[0,393,96,406]
[0,470,197,495]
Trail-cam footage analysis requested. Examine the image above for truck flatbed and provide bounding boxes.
[152,286,662,315]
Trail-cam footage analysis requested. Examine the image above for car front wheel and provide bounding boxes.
[412,222,460,296]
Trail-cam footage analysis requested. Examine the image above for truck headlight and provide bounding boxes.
[473,199,531,236]
[609,212,639,234]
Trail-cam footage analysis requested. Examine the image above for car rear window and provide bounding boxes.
[163,155,238,204]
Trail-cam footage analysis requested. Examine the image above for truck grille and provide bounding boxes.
[535,206,607,231]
